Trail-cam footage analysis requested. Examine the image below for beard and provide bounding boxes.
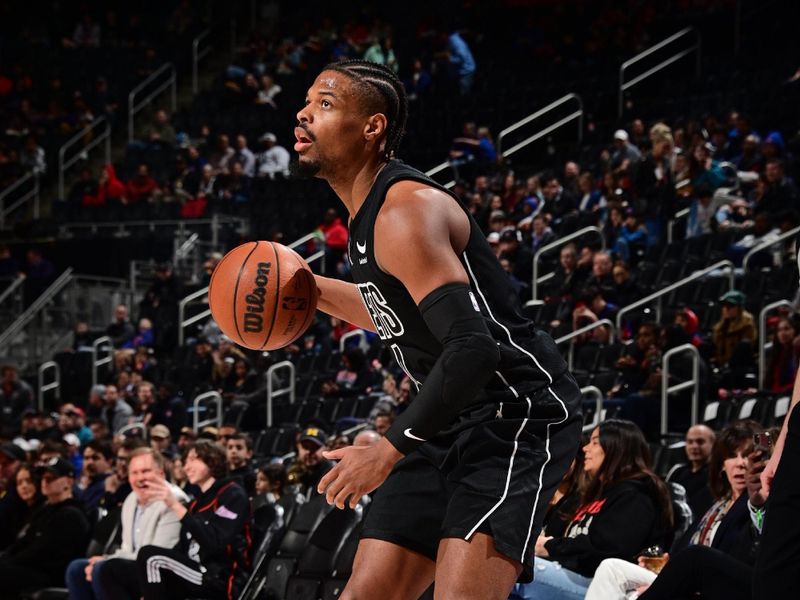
[289,156,322,179]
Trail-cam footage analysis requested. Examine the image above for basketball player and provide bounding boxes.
[751,251,800,598]
[295,60,582,599]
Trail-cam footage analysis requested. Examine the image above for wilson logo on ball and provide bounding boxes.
[281,297,308,311]
[243,262,272,333]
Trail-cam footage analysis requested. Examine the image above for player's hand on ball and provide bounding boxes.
[318,438,403,509]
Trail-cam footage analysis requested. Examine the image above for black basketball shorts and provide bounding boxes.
[360,371,582,582]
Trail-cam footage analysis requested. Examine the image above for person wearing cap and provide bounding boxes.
[0,457,90,596]
[712,290,757,368]
[66,447,187,600]
[58,403,92,446]
[289,426,334,496]
[255,131,290,179]
[610,129,642,179]
[149,424,175,456]
[0,364,34,435]
[177,426,197,450]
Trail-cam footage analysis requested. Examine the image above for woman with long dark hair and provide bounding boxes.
[765,317,799,393]
[0,463,44,551]
[511,419,673,600]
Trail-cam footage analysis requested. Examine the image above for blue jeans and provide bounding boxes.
[510,558,593,600]
[65,558,108,600]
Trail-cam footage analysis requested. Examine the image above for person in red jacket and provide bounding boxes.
[83,164,125,207]
[126,163,160,204]
[317,208,348,274]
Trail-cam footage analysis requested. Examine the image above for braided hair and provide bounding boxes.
[322,59,408,161]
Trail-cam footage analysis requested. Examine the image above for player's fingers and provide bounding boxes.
[322,448,346,460]
[324,474,347,506]
[333,485,353,510]
[317,463,341,494]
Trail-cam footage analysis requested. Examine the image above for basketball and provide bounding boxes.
[208,241,318,350]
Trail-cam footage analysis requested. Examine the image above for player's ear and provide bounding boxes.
[364,113,387,142]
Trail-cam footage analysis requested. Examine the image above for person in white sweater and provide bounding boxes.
[65,447,188,600]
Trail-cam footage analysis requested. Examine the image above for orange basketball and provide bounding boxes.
[208,241,318,350]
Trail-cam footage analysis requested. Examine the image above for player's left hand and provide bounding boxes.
[318,438,403,509]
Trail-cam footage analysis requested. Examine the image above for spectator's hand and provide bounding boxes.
[746,450,768,507]
[535,534,552,557]
[318,437,402,509]
[142,475,179,509]
[104,473,120,493]
[84,555,104,581]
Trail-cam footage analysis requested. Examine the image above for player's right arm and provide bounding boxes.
[761,366,800,494]
[313,274,376,333]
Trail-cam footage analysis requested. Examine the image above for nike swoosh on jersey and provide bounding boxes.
[403,428,426,442]
[356,240,367,254]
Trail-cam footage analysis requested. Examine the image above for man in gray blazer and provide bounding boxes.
[66,447,188,600]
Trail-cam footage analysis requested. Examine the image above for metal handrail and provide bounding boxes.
[192,29,212,94]
[193,391,223,432]
[37,360,60,412]
[530,226,604,302]
[424,161,457,190]
[0,268,74,351]
[175,233,200,261]
[118,422,148,439]
[128,62,177,143]
[661,343,700,436]
[266,361,296,427]
[619,27,701,116]
[581,386,604,433]
[555,319,616,370]
[742,225,800,272]
[58,117,111,200]
[758,299,794,389]
[616,260,735,333]
[340,329,368,352]
[497,93,583,158]
[91,336,113,388]
[0,172,40,228]
[0,273,25,307]
[287,232,327,274]
[178,287,211,346]
[667,208,691,244]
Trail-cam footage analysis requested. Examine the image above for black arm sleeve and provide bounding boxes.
[384,282,501,455]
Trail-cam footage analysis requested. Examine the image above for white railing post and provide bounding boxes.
[91,336,113,388]
[616,260,735,334]
[581,385,604,433]
[37,360,60,412]
[266,361,296,427]
[340,329,368,353]
[58,117,111,200]
[619,28,701,117]
[0,172,40,228]
[192,29,212,94]
[530,226,605,302]
[667,208,691,244]
[759,300,794,389]
[178,287,211,347]
[128,63,177,143]
[661,343,700,436]
[497,93,583,158]
[424,161,457,190]
[192,391,223,432]
[742,225,800,273]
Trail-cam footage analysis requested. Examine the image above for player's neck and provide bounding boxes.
[328,155,388,217]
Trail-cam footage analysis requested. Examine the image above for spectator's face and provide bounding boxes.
[298,441,324,467]
[632,119,644,136]
[723,445,749,497]
[183,449,212,485]
[374,416,392,436]
[137,384,154,407]
[150,434,170,452]
[542,178,560,200]
[202,165,213,180]
[2,367,17,384]
[560,249,576,271]
[592,254,611,278]
[83,447,111,476]
[155,110,168,124]
[217,426,237,445]
[255,471,273,495]
[564,161,579,179]
[765,162,782,184]
[104,385,119,405]
[115,448,131,478]
[219,135,229,149]
[115,305,128,321]
[721,303,740,320]
[236,135,247,150]
[172,457,187,483]
[532,217,545,235]
[474,176,488,191]
[232,162,244,177]
[58,406,77,430]
[41,473,71,501]
[137,165,148,178]
[398,378,411,404]
[612,266,628,284]
[685,426,714,464]
[90,421,109,440]
[0,455,18,487]
[636,326,656,351]
[226,439,252,469]
[129,453,162,502]
[582,428,605,477]
[777,319,796,345]
[177,433,195,449]
[16,468,36,503]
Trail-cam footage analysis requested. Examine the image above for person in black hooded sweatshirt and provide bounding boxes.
[135,439,251,600]
[511,419,673,600]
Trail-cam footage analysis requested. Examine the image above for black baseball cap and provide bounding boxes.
[0,443,26,462]
[38,456,75,478]
[299,426,328,448]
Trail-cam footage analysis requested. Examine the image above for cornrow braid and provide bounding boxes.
[323,59,408,161]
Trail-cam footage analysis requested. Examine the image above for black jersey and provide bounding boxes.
[347,160,569,411]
